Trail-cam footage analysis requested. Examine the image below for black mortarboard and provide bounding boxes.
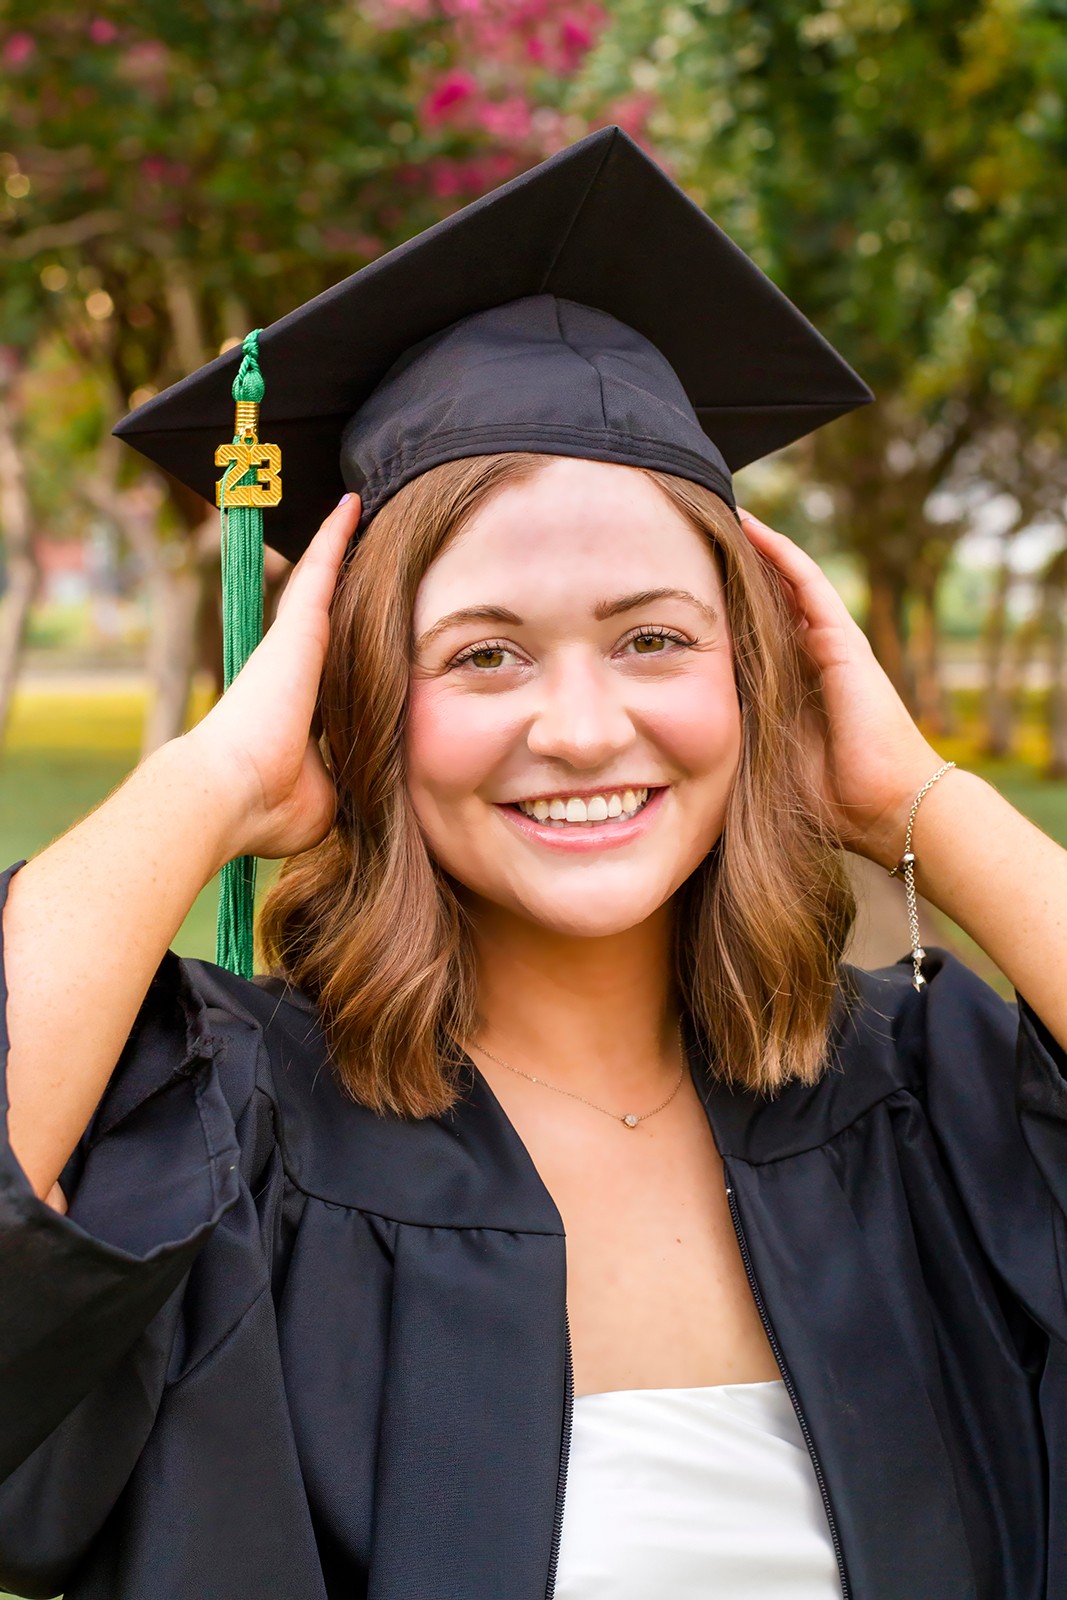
[114,126,871,562]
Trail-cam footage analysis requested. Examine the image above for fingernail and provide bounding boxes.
[338,492,352,506]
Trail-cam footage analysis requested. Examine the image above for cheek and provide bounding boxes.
[406,680,521,800]
[637,659,742,778]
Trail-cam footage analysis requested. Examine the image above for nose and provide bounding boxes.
[525,648,635,771]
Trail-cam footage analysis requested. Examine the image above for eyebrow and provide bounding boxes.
[414,605,523,653]
[414,588,717,654]
[593,588,718,625]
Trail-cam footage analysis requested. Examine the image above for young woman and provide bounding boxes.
[3,132,1067,1600]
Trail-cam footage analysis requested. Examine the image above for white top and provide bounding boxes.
[553,1380,842,1599]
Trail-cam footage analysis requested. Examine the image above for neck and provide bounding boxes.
[466,898,680,1099]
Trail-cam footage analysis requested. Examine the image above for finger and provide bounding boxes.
[737,507,851,632]
[737,507,827,588]
[274,493,360,622]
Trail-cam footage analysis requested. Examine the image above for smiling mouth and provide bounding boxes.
[511,787,652,827]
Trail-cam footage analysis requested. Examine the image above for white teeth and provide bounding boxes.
[517,788,653,824]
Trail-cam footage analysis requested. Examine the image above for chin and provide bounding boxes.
[499,877,682,939]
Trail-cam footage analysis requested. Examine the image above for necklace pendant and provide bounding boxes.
[623,1114,639,1128]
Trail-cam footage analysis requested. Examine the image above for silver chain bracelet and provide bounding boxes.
[887,761,956,991]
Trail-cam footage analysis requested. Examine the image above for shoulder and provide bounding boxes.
[845,948,1021,1113]
[701,950,1017,1164]
[838,948,1018,1094]
[86,956,323,1167]
[179,959,561,1235]
[133,956,323,1126]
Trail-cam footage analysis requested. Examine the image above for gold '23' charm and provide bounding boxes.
[215,442,282,508]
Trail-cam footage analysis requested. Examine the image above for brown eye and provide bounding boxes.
[632,634,667,653]
[469,648,506,669]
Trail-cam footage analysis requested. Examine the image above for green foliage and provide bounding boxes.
[0,0,621,548]
[594,0,1067,418]
[0,0,462,393]
[21,335,109,533]
[582,0,1067,701]
[0,0,620,393]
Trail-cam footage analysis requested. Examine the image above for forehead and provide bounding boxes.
[413,459,722,627]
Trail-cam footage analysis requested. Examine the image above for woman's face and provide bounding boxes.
[406,458,743,938]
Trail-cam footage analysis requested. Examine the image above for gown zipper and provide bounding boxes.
[544,1312,574,1600]
[725,1176,851,1600]
[545,1198,849,1600]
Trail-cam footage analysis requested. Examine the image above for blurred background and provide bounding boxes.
[1,0,1065,988]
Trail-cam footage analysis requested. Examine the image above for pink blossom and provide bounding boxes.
[598,94,657,145]
[89,18,118,44]
[477,96,532,142]
[430,163,466,199]
[3,33,35,68]
[322,228,382,257]
[119,40,169,83]
[383,0,651,213]
[429,150,520,199]
[422,70,477,124]
[368,0,433,18]
[559,15,593,66]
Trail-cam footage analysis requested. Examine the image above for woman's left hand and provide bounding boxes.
[739,509,1067,1050]
[737,508,943,868]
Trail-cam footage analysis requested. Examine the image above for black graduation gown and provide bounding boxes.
[2,858,1067,1600]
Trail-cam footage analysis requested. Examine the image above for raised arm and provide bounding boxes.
[740,508,1067,1051]
[3,495,359,1200]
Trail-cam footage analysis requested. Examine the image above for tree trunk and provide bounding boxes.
[864,566,913,707]
[141,549,200,755]
[195,546,224,700]
[910,581,953,736]
[981,535,1018,758]
[119,491,202,758]
[162,258,205,376]
[84,447,203,757]
[0,350,37,747]
[1045,551,1067,779]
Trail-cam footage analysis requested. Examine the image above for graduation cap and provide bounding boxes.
[114,125,871,976]
[116,125,871,561]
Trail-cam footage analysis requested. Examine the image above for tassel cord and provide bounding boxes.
[215,331,267,978]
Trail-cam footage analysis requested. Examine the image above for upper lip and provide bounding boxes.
[499,783,663,805]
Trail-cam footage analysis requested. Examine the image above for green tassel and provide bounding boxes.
[216,330,267,978]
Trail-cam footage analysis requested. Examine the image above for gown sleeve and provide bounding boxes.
[915,953,1067,1585]
[917,950,1067,1338]
[0,864,253,1594]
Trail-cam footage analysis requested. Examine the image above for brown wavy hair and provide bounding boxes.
[258,454,855,1116]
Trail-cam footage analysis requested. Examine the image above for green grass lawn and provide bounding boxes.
[966,761,1067,850]
[0,749,237,960]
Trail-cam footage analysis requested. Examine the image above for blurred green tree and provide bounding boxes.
[585,0,1067,733]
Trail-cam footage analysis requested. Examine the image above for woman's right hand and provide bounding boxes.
[185,492,360,863]
[3,492,360,1198]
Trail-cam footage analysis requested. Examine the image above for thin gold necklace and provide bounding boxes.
[471,1026,686,1129]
